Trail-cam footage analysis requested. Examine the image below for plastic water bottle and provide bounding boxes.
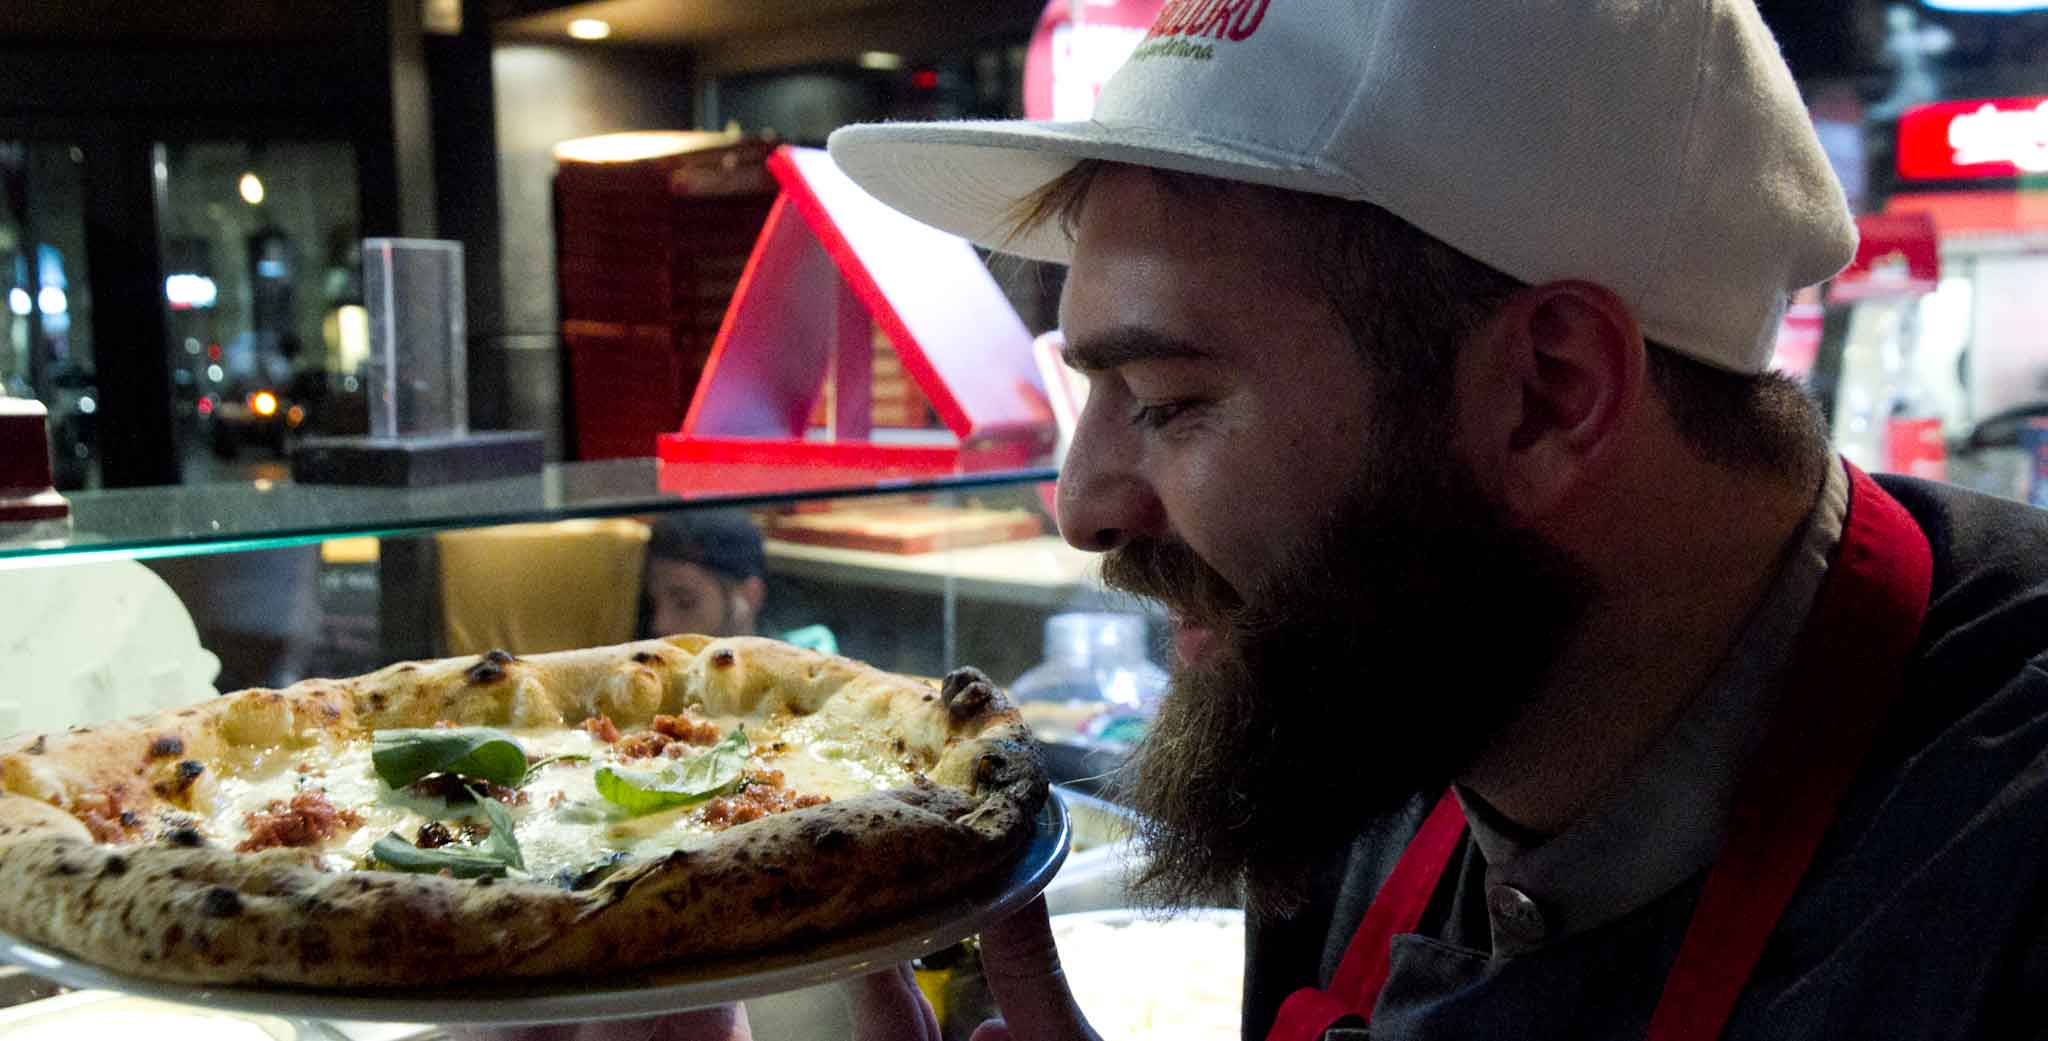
[1010,613,1167,745]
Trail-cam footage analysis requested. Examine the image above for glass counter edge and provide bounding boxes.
[0,466,1061,567]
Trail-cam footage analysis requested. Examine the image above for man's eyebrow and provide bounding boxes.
[1060,328,1211,372]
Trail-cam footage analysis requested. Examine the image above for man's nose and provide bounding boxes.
[1055,427,1164,553]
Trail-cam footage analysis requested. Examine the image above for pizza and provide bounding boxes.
[0,635,1046,988]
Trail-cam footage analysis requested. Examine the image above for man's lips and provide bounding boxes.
[1171,616,1217,665]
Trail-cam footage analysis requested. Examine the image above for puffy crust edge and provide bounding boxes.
[0,637,1046,987]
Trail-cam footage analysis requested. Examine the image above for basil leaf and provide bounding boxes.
[469,786,525,871]
[559,851,632,891]
[595,727,750,816]
[369,833,510,879]
[372,728,529,790]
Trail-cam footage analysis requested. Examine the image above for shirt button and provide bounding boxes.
[1487,883,1550,947]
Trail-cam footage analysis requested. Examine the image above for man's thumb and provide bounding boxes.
[974,896,1098,1041]
[967,1022,1014,1041]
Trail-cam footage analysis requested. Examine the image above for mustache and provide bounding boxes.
[1099,538,1242,624]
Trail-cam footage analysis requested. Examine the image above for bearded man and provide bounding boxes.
[823,0,2048,1037]
[458,1,2048,1039]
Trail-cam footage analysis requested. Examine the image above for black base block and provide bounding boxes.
[290,431,546,487]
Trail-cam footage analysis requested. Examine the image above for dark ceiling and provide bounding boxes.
[1760,0,2048,81]
[3,0,2044,88]
[0,1,361,44]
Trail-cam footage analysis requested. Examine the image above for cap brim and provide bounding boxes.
[827,120,1356,264]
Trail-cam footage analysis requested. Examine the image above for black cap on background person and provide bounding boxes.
[641,509,768,639]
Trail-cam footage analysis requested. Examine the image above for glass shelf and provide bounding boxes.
[0,457,1057,566]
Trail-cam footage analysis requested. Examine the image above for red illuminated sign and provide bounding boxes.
[1024,0,1163,121]
[1828,212,1941,303]
[1897,96,2048,181]
[660,147,1052,478]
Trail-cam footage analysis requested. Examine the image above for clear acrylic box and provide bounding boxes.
[363,238,467,439]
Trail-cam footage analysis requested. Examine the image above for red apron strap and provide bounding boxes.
[1265,791,1466,1041]
[1643,464,1932,1041]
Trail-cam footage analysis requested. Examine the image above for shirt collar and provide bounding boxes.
[1455,458,1851,956]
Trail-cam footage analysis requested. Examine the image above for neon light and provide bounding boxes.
[552,130,738,164]
[1949,100,2048,172]
[165,274,218,310]
[1898,96,2048,180]
[336,304,370,374]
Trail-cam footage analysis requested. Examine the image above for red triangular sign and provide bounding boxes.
[659,146,1054,475]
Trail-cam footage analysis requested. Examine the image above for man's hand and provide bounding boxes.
[849,963,943,1039]
[842,897,1098,1041]
[965,896,1101,1041]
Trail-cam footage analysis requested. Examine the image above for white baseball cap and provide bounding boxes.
[828,0,1857,374]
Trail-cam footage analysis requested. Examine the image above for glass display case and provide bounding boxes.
[0,457,1145,705]
[0,456,1162,1036]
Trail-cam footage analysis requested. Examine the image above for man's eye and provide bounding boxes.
[1130,401,1196,430]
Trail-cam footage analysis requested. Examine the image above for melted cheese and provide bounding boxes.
[200,719,920,882]
[773,713,919,795]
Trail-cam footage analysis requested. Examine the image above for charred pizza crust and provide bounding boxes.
[0,636,1045,987]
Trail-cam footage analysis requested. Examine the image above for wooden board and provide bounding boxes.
[765,505,1044,555]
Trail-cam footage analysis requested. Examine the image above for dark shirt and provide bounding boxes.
[1449,459,1847,958]
[1243,475,2048,1040]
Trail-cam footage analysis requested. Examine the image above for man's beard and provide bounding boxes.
[1101,430,1595,919]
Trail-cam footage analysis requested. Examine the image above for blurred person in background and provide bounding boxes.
[639,509,768,639]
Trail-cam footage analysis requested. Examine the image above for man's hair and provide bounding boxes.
[1011,160,1827,484]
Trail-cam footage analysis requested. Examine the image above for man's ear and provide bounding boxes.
[1457,280,1646,524]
